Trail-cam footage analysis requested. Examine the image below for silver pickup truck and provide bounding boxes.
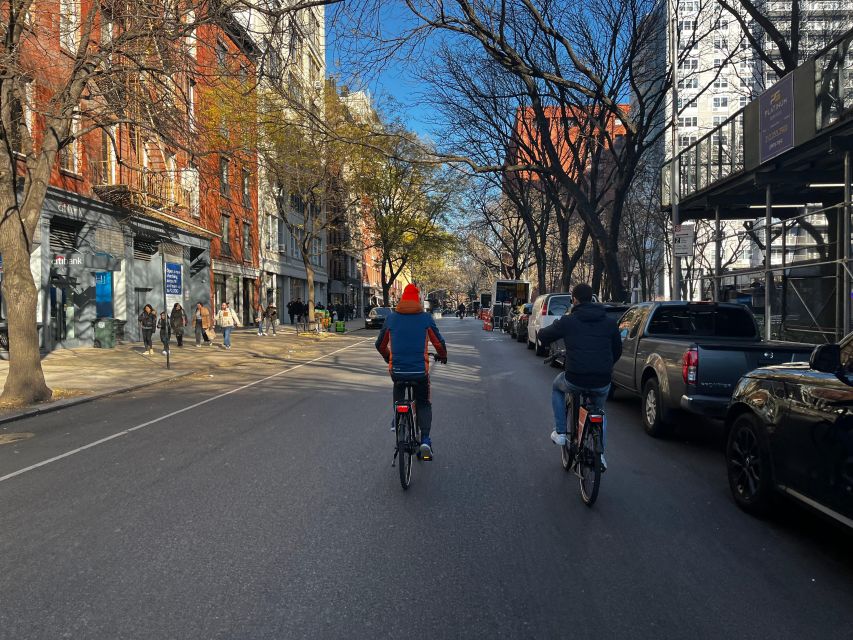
[611,301,814,437]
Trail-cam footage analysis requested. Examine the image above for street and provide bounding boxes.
[1,318,852,640]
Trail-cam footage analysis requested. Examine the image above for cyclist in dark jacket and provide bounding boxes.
[376,283,447,460]
[538,283,622,470]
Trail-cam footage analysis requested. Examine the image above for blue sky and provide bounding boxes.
[325,4,440,138]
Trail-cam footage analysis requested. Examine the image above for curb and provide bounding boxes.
[0,370,196,427]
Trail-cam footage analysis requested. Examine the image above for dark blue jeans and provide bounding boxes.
[552,372,609,449]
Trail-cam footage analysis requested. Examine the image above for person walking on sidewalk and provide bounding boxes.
[265,302,278,335]
[215,302,240,349]
[157,311,171,355]
[170,303,187,347]
[255,302,266,336]
[287,300,296,325]
[138,304,157,355]
[193,302,213,347]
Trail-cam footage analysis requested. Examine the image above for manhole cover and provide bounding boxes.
[0,433,34,446]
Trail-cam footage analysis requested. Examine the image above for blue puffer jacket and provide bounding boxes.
[375,299,447,380]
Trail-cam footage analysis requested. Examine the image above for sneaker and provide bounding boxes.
[600,454,608,473]
[419,437,433,461]
[551,430,567,446]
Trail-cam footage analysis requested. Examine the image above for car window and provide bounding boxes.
[372,307,391,316]
[618,308,639,340]
[547,296,572,316]
[647,306,757,337]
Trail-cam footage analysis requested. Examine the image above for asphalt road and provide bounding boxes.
[1,319,851,640]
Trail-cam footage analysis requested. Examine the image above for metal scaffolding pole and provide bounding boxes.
[714,206,721,301]
[765,185,772,340]
[845,151,852,338]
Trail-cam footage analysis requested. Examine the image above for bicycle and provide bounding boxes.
[392,353,443,490]
[545,357,604,506]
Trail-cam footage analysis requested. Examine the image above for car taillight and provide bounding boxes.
[541,304,548,316]
[682,347,699,384]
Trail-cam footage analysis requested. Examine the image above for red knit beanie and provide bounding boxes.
[401,284,420,302]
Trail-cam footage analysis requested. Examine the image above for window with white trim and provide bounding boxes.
[60,0,80,53]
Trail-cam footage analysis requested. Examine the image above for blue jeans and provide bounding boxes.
[223,326,233,347]
[552,372,609,449]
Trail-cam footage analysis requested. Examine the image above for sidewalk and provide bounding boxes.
[0,318,366,423]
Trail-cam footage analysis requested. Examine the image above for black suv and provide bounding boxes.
[725,337,853,530]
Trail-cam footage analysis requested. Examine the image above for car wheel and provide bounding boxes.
[535,334,548,356]
[641,377,671,438]
[726,413,775,516]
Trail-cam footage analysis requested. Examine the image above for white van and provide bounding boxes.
[527,293,573,355]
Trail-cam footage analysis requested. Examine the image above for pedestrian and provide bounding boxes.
[265,302,278,335]
[192,301,213,347]
[287,299,296,325]
[170,303,187,347]
[255,302,266,336]
[138,304,157,355]
[157,311,171,355]
[215,301,240,349]
[296,298,305,323]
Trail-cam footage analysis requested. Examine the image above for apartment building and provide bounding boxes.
[242,2,329,312]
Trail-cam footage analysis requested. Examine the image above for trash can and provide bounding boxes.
[93,318,116,348]
[335,321,346,333]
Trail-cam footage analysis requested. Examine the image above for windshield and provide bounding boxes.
[547,296,572,316]
[371,307,392,317]
[647,306,757,338]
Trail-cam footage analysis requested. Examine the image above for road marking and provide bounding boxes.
[0,339,372,484]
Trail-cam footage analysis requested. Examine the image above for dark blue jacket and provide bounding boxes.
[538,302,622,388]
[376,299,447,380]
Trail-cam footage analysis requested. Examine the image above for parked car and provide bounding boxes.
[724,339,853,530]
[364,306,392,329]
[527,293,573,355]
[548,303,630,367]
[611,301,814,437]
[514,303,534,342]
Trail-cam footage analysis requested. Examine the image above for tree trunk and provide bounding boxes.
[591,242,604,297]
[0,196,51,404]
[304,257,316,323]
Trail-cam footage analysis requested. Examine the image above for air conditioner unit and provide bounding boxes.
[313,80,323,92]
[278,244,288,253]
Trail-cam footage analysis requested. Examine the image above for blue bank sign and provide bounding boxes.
[759,73,795,164]
[165,262,182,296]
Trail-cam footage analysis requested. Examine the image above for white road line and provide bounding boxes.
[0,338,372,484]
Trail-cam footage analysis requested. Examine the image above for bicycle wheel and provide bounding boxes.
[578,423,602,506]
[397,411,414,490]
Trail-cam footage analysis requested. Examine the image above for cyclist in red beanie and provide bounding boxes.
[376,283,447,459]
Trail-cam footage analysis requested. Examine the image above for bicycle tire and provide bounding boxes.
[579,423,602,506]
[397,411,414,490]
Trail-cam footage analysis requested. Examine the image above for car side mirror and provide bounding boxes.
[810,343,841,373]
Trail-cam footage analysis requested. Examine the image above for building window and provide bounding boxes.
[242,168,251,208]
[188,78,196,131]
[679,135,697,149]
[677,77,698,89]
[677,116,698,128]
[713,96,729,110]
[715,18,728,30]
[60,0,80,53]
[242,220,251,259]
[216,39,228,69]
[712,115,726,126]
[58,118,78,173]
[677,20,696,33]
[680,0,699,11]
[739,96,749,107]
[219,157,229,196]
[714,37,727,51]
[678,58,698,71]
[183,166,200,218]
[221,214,231,254]
[713,77,728,89]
